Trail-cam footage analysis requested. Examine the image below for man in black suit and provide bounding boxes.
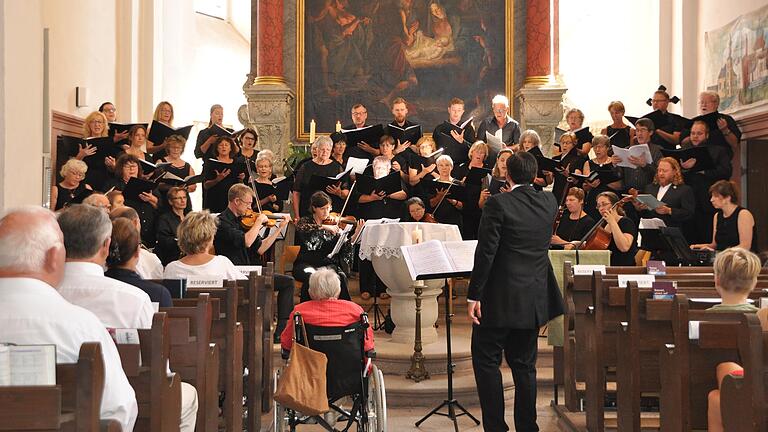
[468,151,565,431]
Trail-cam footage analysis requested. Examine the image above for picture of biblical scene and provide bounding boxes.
[705,3,768,111]
[298,0,509,134]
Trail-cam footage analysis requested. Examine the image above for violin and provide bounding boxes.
[239,208,285,230]
[421,213,437,223]
[322,212,357,229]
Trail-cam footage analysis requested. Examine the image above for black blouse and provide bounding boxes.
[292,160,345,217]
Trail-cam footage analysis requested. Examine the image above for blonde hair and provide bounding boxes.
[60,159,88,178]
[655,157,684,186]
[607,101,626,113]
[227,183,254,203]
[83,111,109,137]
[468,141,489,160]
[415,136,436,153]
[152,101,174,126]
[714,247,761,294]
[176,211,218,255]
[164,135,187,153]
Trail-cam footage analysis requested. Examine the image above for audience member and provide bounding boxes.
[109,206,164,279]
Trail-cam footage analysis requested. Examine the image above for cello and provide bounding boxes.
[580,189,636,250]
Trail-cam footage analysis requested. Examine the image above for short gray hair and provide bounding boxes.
[436,154,454,167]
[314,135,333,150]
[491,94,509,107]
[700,90,720,106]
[0,206,62,272]
[520,129,541,147]
[308,267,341,300]
[57,204,112,259]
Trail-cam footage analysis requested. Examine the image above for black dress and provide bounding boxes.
[430,180,463,232]
[160,160,193,213]
[292,160,345,217]
[606,126,631,148]
[609,216,638,266]
[715,207,756,251]
[556,212,595,242]
[103,177,159,248]
[54,183,90,211]
[552,149,586,201]
[293,217,352,302]
[584,159,622,221]
[202,158,241,213]
[452,163,487,240]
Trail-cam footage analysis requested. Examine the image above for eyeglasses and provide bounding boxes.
[90,119,105,124]
[352,111,367,116]
[493,108,507,113]
[102,108,116,113]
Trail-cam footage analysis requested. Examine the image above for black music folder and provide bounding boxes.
[388,123,422,144]
[413,148,444,167]
[428,179,467,202]
[109,122,148,147]
[122,177,157,201]
[573,126,594,147]
[661,146,714,171]
[356,171,402,196]
[341,124,385,148]
[147,121,193,144]
[462,167,492,185]
[254,176,293,201]
[157,172,205,187]
[308,168,352,192]
[205,158,247,178]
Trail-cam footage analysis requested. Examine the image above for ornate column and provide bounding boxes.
[239,0,294,171]
[517,0,567,157]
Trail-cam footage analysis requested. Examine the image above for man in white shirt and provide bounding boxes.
[57,204,155,329]
[0,206,138,431]
[110,206,164,279]
[57,204,198,431]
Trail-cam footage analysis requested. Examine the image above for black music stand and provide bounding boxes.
[414,272,479,432]
[367,288,387,331]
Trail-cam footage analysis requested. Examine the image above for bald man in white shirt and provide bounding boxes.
[0,206,138,431]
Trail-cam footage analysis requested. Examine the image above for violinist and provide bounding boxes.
[294,191,364,302]
[479,148,513,208]
[404,197,436,223]
[596,191,638,266]
[551,187,595,249]
[429,155,464,230]
[213,183,296,339]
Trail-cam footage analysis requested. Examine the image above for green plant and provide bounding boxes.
[282,142,311,176]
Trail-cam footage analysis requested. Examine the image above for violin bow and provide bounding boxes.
[432,178,458,213]
[335,179,357,228]
[244,158,264,213]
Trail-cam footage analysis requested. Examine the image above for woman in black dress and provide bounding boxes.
[600,101,634,149]
[294,191,364,302]
[104,153,160,247]
[582,135,623,221]
[51,159,93,211]
[429,155,464,230]
[520,129,553,190]
[202,136,245,213]
[146,101,175,160]
[238,128,259,164]
[159,135,196,212]
[551,187,595,249]
[552,132,586,200]
[253,155,283,213]
[452,141,489,240]
[122,125,150,161]
[691,180,756,252]
[479,148,512,208]
[291,136,349,219]
[596,192,638,266]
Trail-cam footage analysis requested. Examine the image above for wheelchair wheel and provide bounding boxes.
[365,364,387,432]
[273,369,290,432]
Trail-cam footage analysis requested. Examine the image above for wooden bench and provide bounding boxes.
[116,312,182,432]
[162,294,219,432]
[0,342,122,431]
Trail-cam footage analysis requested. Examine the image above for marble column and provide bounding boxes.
[517,0,566,156]
[240,0,293,173]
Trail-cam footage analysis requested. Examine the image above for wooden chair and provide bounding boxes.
[117,312,182,432]
[0,342,122,431]
[279,245,303,293]
[162,294,219,432]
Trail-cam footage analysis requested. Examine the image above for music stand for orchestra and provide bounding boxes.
[414,271,480,432]
[367,287,387,331]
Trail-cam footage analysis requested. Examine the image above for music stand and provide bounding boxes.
[367,287,387,331]
[414,272,479,431]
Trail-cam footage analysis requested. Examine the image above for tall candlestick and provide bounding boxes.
[335,121,342,132]
[309,119,316,144]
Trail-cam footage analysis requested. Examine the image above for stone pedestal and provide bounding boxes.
[238,81,294,172]
[517,86,568,157]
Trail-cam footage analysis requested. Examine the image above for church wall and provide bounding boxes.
[558,0,661,133]
[0,0,44,210]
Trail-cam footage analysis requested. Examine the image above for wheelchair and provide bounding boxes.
[274,312,387,432]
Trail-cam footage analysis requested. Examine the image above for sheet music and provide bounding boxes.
[639,218,667,229]
[612,144,653,168]
[327,224,354,259]
[401,240,454,281]
[633,194,666,210]
[484,131,504,153]
[442,240,477,274]
[346,157,370,175]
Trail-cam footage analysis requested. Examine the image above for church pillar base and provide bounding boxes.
[239,80,294,174]
[517,84,568,157]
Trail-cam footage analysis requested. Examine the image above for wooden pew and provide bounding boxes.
[720,313,767,431]
[0,342,122,431]
[162,294,219,432]
[116,312,182,432]
[185,282,244,432]
[658,294,748,431]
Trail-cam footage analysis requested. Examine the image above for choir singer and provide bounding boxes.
[467,151,564,432]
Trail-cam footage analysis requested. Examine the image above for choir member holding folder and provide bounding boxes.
[145,101,175,159]
[600,101,634,149]
[432,97,476,166]
[252,155,289,213]
[385,98,422,160]
[453,142,491,239]
[551,132,585,200]
[558,108,592,155]
[157,135,196,213]
[519,130,552,191]
[104,154,160,247]
[203,136,245,213]
[51,159,93,211]
[194,104,234,160]
[72,111,118,192]
[99,101,130,144]
[407,136,440,206]
[123,125,150,161]
[292,136,348,219]
[633,157,695,241]
[672,120,732,243]
[429,155,464,230]
[479,149,513,209]
[582,135,623,220]
[342,104,381,161]
[646,86,685,149]
[612,118,663,195]
[680,91,741,157]
[476,95,521,153]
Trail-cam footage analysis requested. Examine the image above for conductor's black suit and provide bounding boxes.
[468,184,565,431]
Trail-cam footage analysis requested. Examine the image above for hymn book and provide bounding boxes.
[0,344,56,386]
[401,239,477,280]
[612,144,653,168]
[341,124,385,148]
[147,121,193,144]
[254,176,293,201]
[388,124,422,145]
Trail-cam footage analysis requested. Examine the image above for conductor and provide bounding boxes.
[467,151,565,431]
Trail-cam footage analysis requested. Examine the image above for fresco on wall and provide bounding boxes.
[298,0,511,135]
[705,4,768,112]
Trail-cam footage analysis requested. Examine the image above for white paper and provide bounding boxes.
[442,240,477,274]
[186,277,223,288]
[639,218,667,229]
[400,239,476,281]
[459,117,474,129]
[0,345,10,386]
[345,157,370,175]
[6,345,56,386]
[484,131,504,153]
[612,144,653,168]
[688,320,700,340]
[151,302,159,312]
[617,274,656,288]
[761,297,768,309]
[114,329,140,345]
[689,298,755,304]
[573,264,606,276]
[235,265,263,277]
[327,224,354,259]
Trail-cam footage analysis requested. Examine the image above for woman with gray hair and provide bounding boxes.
[163,210,244,280]
[52,159,93,210]
[279,267,374,352]
[291,136,350,219]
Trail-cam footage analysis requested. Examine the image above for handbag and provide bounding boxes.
[273,314,330,415]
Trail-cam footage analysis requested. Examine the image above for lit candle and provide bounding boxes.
[411,226,423,245]
[335,121,342,132]
[309,119,316,144]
